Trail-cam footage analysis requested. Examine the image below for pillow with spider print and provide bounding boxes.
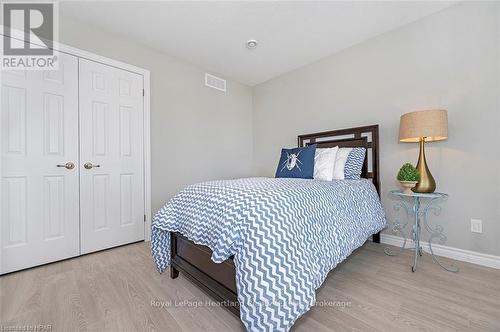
[275,144,317,179]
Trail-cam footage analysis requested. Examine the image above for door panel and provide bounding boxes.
[1,53,80,274]
[79,59,144,254]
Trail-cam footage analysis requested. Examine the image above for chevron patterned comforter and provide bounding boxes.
[151,177,386,331]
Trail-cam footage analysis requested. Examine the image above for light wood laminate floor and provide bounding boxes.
[1,241,499,332]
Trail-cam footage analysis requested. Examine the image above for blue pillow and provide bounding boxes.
[344,147,366,179]
[275,144,317,179]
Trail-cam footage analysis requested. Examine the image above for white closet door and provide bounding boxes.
[79,59,144,254]
[1,53,80,274]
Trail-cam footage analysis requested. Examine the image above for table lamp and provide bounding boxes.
[399,109,448,193]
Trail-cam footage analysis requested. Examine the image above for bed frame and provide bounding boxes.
[169,125,381,316]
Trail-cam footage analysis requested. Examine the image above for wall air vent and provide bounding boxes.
[205,73,226,92]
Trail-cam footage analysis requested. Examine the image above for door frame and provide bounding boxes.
[0,33,152,242]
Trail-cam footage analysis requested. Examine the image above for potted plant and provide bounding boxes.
[397,163,420,194]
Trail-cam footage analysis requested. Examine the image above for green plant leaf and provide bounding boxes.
[397,163,420,181]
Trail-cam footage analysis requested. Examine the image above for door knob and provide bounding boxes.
[84,162,100,169]
[56,162,75,170]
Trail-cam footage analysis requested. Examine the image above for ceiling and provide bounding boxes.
[61,1,455,86]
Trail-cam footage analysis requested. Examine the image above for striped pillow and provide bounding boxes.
[344,147,366,179]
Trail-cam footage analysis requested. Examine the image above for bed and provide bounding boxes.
[151,125,385,331]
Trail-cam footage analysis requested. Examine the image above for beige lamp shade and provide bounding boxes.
[399,109,448,142]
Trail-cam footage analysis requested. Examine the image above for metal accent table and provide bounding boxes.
[384,190,458,273]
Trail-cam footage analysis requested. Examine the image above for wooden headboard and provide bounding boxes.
[297,125,380,195]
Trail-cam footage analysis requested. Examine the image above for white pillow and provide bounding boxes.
[314,147,339,181]
[332,147,353,180]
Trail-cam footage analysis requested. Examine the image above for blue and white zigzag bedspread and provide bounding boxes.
[151,177,386,331]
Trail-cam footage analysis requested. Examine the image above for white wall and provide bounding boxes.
[60,17,254,214]
[252,2,500,256]
[60,3,499,257]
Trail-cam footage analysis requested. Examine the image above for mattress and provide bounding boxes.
[151,177,386,331]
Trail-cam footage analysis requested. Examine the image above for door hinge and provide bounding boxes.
[142,89,145,96]
[144,214,147,223]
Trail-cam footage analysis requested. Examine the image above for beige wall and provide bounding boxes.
[60,17,254,214]
[252,2,500,256]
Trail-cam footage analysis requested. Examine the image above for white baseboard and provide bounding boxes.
[380,234,500,270]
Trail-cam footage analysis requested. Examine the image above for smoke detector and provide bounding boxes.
[246,40,258,50]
